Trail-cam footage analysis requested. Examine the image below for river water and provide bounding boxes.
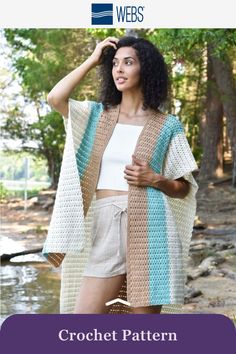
[0,236,61,325]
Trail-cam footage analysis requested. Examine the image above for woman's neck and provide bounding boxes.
[118,91,152,125]
[120,91,146,117]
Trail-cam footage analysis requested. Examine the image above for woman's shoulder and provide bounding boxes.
[68,98,104,113]
[162,112,185,134]
[69,98,103,108]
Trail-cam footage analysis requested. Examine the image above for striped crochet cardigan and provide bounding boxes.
[43,98,198,314]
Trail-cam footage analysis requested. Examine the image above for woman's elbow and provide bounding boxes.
[176,178,190,199]
[181,181,190,199]
[47,92,68,118]
[47,92,58,108]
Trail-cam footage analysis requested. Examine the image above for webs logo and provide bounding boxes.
[91,3,113,25]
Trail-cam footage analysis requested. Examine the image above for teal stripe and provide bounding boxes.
[42,251,48,258]
[171,115,184,137]
[147,115,183,304]
[75,102,103,178]
[147,187,170,304]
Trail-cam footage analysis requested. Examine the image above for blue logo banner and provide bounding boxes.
[92,3,113,25]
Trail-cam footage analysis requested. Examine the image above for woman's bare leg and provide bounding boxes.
[74,274,126,314]
[131,305,162,314]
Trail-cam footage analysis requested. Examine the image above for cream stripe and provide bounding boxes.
[164,197,185,303]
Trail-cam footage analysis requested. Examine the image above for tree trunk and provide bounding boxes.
[198,45,224,182]
[44,150,59,189]
[209,43,236,187]
[48,156,59,189]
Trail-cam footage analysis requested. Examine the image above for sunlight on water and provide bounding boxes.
[1,237,61,325]
[1,264,60,324]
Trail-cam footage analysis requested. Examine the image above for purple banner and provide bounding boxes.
[1,314,235,354]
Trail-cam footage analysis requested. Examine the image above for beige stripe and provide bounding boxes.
[47,252,65,268]
[127,186,148,306]
[127,110,168,306]
[81,105,120,216]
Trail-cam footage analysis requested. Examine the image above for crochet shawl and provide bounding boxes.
[43,98,199,314]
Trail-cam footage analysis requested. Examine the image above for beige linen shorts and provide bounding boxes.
[83,194,128,277]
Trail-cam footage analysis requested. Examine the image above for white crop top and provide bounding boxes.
[96,123,144,191]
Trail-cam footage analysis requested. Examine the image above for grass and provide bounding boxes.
[0,182,46,199]
[5,188,42,199]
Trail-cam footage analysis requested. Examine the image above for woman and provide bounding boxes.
[43,36,198,315]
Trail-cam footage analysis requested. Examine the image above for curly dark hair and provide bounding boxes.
[98,36,169,111]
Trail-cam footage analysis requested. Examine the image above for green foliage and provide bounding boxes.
[34,225,47,235]
[0,182,9,200]
[86,28,125,39]
[3,29,101,186]
[4,29,100,100]
[4,188,43,199]
[192,146,203,165]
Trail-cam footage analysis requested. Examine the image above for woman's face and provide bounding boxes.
[112,46,141,93]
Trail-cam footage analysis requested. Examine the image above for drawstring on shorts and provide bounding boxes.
[112,204,127,258]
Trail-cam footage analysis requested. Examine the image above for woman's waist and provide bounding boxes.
[96,189,128,200]
[94,190,128,207]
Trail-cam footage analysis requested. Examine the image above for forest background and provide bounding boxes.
[1,28,236,190]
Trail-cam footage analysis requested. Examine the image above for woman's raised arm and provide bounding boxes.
[47,37,118,118]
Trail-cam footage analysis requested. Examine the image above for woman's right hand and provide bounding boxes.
[89,37,119,67]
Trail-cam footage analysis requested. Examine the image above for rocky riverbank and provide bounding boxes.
[184,178,236,317]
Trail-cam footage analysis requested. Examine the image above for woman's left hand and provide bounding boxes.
[124,155,162,187]
[125,155,190,198]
